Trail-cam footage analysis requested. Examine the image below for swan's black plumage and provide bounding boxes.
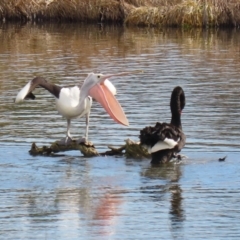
[139,86,186,164]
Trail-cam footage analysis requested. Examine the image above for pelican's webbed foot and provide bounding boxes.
[76,137,94,147]
[56,136,73,146]
[77,137,88,144]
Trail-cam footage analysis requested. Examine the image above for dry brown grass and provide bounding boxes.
[214,0,240,26]
[164,0,205,27]
[0,0,126,22]
[168,0,240,28]
[124,7,165,26]
[0,0,240,27]
[44,0,125,22]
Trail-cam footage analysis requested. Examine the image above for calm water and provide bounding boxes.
[0,23,240,239]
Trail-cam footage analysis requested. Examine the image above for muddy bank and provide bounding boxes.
[1,0,240,27]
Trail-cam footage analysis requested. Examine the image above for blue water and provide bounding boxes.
[0,144,239,239]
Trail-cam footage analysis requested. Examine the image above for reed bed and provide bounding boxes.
[0,0,240,27]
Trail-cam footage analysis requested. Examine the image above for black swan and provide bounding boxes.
[139,86,186,164]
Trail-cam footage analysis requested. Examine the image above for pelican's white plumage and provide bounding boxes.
[15,81,32,103]
[56,86,89,119]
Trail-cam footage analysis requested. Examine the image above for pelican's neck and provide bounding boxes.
[77,98,87,112]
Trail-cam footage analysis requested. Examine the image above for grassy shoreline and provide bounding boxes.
[0,0,240,28]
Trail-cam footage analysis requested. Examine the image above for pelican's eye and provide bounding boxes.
[97,75,100,78]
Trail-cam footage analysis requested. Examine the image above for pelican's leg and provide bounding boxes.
[77,111,90,144]
[77,98,92,144]
[66,119,73,143]
[56,119,73,145]
[84,112,90,141]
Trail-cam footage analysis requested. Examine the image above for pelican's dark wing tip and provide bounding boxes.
[25,92,36,100]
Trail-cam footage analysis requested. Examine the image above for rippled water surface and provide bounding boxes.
[0,23,240,239]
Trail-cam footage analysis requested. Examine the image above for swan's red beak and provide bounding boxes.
[89,73,131,126]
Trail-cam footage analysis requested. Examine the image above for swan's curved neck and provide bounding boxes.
[171,113,182,129]
[170,88,185,129]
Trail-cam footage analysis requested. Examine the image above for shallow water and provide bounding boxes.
[0,23,240,239]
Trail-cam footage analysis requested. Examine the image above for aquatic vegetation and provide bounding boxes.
[0,0,240,27]
[29,139,150,159]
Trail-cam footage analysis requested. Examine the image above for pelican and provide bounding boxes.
[15,72,131,144]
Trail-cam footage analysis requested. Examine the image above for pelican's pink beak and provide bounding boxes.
[89,72,131,126]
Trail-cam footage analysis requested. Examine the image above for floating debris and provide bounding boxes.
[218,156,227,162]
